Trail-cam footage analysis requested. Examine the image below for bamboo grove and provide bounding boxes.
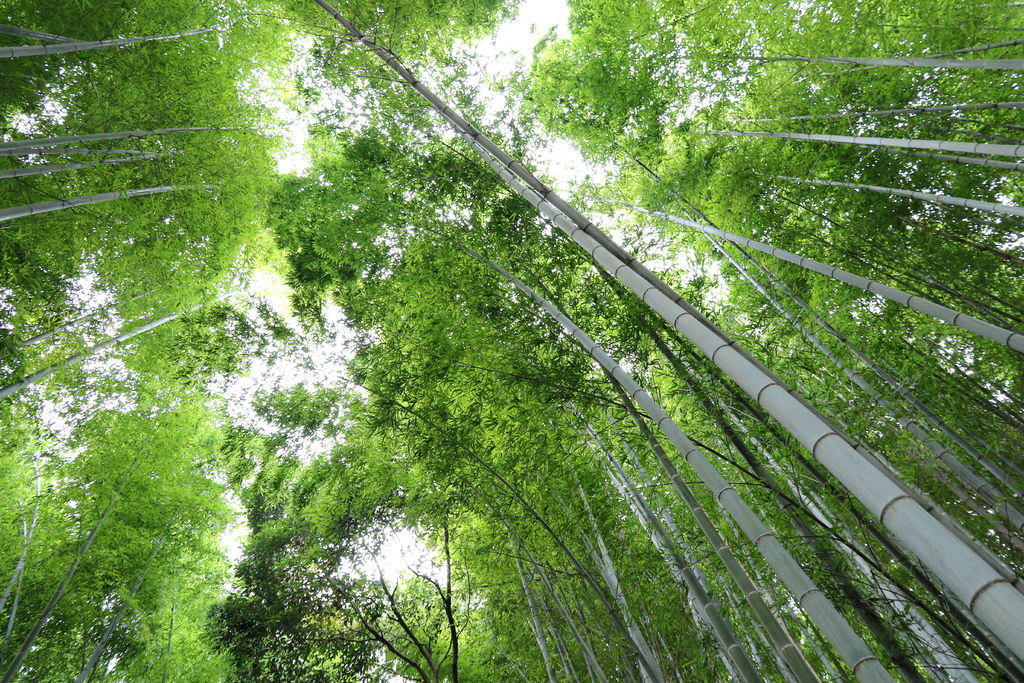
[0,0,1022,680]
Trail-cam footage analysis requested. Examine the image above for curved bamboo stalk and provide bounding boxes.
[619,203,1024,353]
[705,130,1024,158]
[0,27,213,59]
[313,0,1024,664]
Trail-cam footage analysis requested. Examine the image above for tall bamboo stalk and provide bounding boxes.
[0,27,213,59]
[620,203,1024,353]
[0,185,215,224]
[0,152,165,179]
[705,129,1024,158]
[776,175,1024,217]
[0,127,225,154]
[739,101,1024,123]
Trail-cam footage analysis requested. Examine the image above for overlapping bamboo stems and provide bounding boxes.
[639,325,930,681]
[461,247,889,681]
[739,101,1024,123]
[776,193,1024,330]
[622,204,1024,353]
[511,555,560,683]
[777,175,1024,218]
[696,230,1024,531]
[584,410,821,683]
[705,129,1024,158]
[573,482,664,682]
[454,441,663,682]
[568,411,778,682]
[313,0,1024,665]
[678,338,1024,676]
[733,242,1024,486]
[74,534,167,683]
[0,450,144,683]
[607,249,1021,676]
[0,27,214,59]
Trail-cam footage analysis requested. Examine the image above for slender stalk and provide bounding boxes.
[776,174,1024,218]
[0,127,227,153]
[0,455,142,683]
[620,203,1024,353]
[0,152,165,179]
[0,24,74,42]
[0,27,214,59]
[739,101,1024,124]
[0,185,215,224]
[705,129,1024,158]
[770,55,1024,69]
[75,534,167,683]
[0,307,195,400]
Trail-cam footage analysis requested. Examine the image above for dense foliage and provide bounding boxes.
[1,0,1022,680]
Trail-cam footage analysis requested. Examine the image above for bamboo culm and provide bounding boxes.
[622,203,1024,353]
[776,174,1024,218]
[0,27,214,59]
[739,101,1024,123]
[0,185,215,224]
[464,246,889,681]
[705,129,1024,158]
[771,55,1024,69]
[313,0,1024,664]
[0,152,165,179]
[0,127,226,154]
[0,308,195,400]
[0,24,74,42]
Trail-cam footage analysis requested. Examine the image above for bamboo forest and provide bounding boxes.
[2,0,1024,680]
